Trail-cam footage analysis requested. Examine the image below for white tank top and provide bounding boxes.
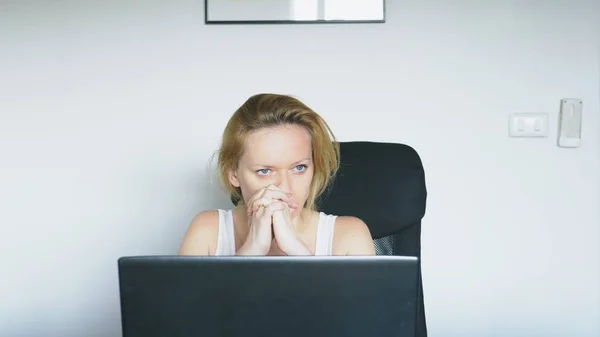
[215,209,337,256]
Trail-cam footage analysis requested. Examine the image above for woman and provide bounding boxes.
[178,93,375,256]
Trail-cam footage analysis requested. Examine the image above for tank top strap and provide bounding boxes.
[314,212,337,256]
[215,209,236,255]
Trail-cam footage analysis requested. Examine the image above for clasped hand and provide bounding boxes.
[237,185,311,256]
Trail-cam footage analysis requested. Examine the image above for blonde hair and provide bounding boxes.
[217,93,340,211]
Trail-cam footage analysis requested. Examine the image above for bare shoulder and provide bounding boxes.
[177,210,220,256]
[332,216,376,256]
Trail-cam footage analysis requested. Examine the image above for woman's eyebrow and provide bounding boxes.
[251,158,312,168]
[292,158,312,165]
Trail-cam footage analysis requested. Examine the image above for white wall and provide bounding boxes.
[1,1,599,336]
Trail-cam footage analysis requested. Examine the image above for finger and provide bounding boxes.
[260,189,297,209]
[271,204,289,220]
[264,184,282,192]
[248,197,274,216]
[246,186,269,209]
[246,186,271,215]
[248,194,296,216]
[264,201,287,214]
[262,203,285,225]
[253,206,273,239]
[254,205,265,219]
[270,207,290,238]
[283,203,291,217]
[247,184,298,216]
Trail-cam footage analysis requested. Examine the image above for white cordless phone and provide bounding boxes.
[557,98,583,148]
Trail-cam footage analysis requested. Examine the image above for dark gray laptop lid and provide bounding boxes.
[118,256,419,337]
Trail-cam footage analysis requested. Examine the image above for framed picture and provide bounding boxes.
[205,0,385,24]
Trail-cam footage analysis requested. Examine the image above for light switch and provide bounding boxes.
[517,118,525,131]
[509,113,549,138]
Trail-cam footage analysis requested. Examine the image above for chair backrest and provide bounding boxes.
[317,141,428,337]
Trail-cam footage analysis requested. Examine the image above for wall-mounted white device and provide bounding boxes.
[509,113,549,138]
[557,98,583,148]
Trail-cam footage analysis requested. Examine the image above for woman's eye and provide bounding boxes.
[294,165,307,173]
[256,169,270,176]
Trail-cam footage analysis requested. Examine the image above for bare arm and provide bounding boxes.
[177,210,219,256]
[332,216,376,256]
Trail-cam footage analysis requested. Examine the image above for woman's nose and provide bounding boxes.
[276,173,292,194]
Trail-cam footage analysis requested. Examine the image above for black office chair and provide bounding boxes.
[317,141,428,337]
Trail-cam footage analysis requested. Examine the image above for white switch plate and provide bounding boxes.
[509,113,549,138]
[558,98,583,148]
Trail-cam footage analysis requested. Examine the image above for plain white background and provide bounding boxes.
[1,1,599,336]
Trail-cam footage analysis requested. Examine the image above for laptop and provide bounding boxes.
[117,255,419,337]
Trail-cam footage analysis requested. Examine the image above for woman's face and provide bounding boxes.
[228,124,314,219]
